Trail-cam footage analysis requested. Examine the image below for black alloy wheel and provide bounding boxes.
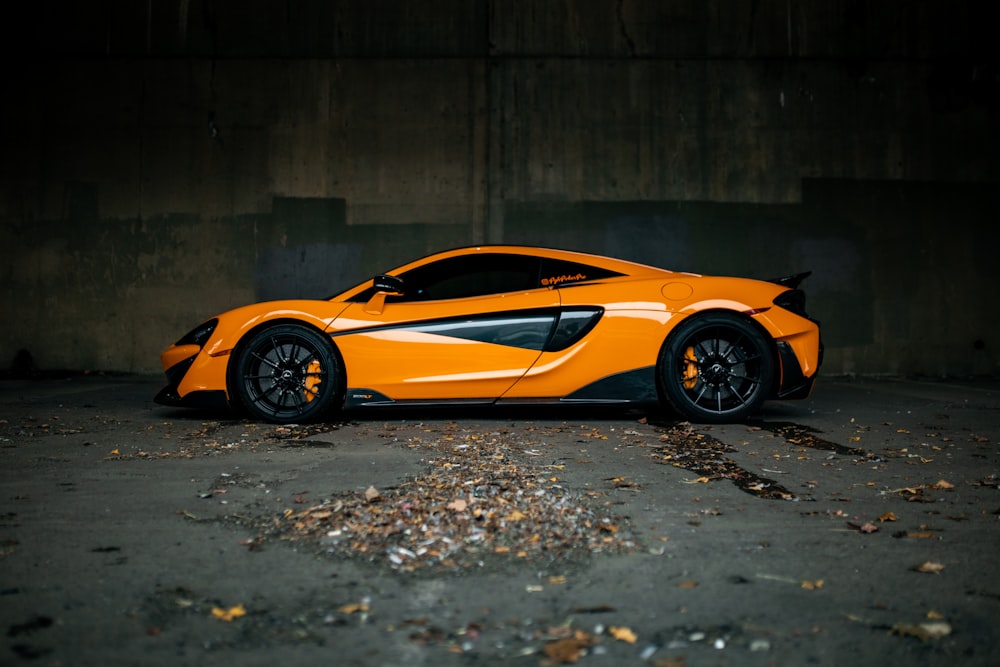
[232,324,341,423]
[659,313,774,423]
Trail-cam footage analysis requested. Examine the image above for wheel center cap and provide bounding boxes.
[704,363,728,384]
[281,370,295,381]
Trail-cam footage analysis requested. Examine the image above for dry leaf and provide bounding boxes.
[879,512,897,522]
[543,637,585,664]
[801,580,824,590]
[930,480,954,490]
[543,631,597,664]
[211,604,246,622]
[654,658,686,667]
[677,581,699,589]
[682,477,711,484]
[337,600,370,614]
[571,604,616,614]
[364,486,380,502]
[914,561,945,574]
[891,622,952,641]
[609,626,638,643]
[447,498,467,512]
[849,521,880,534]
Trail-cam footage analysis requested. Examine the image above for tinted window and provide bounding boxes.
[349,253,626,303]
[350,253,542,302]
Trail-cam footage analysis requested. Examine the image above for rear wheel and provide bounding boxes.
[659,313,773,423]
[231,324,341,423]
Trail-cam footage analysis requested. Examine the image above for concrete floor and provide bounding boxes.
[1,375,998,666]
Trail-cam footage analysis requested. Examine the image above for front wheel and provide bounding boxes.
[231,324,342,423]
[659,314,773,423]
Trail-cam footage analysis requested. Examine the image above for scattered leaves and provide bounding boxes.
[260,430,635,571]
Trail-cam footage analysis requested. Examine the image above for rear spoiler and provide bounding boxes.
[767,271,812,289]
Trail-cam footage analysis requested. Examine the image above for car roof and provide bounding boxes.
[387,245,675,278]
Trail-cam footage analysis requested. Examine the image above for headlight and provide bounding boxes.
[176,319,218,347]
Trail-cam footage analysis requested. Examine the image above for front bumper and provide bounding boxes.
[154,345,231,410]
[154,385,229,409]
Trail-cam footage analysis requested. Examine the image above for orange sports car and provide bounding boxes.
[155,245,822,424]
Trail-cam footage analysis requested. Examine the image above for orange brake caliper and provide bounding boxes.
[682,346,699,389]
[304,359,323,402]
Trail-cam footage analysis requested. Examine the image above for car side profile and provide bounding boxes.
[155,245,822,423]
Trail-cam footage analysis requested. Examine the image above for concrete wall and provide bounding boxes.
[1,1,998,377]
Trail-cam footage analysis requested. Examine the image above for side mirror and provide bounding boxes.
[373,274,405,295]
[364,274,405,315]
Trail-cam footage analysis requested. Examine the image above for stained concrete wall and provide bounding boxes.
[1,1,998,377]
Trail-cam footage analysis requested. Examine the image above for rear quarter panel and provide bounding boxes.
[502,279,680,399]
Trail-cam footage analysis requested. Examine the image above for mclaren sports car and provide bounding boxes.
[155,245,822,424]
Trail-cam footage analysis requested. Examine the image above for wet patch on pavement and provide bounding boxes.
[649,422,801,500]
[649,419,877,500]
[747,420,874,459]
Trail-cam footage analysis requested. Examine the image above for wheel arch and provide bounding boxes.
[225,317,347,412]
[655,308,782,402]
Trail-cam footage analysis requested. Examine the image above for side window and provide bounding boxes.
[351,253,541,303]
[539,258,624,287]
[398,254,542,302]
[347,253,625,303]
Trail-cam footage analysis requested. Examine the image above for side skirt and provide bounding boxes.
[343,367,659,410]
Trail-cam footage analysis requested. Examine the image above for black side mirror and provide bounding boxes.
[372,274,405,295]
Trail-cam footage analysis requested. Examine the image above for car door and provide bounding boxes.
[329,253,561,405]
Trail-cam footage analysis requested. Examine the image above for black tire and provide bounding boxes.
[231,324,341,423]
[659,313,774,423]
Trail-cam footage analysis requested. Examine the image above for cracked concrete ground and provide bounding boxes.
[1,375,998,666]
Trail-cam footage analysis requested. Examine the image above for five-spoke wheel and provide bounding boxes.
[231,324,341,423]
[659,314,773,423]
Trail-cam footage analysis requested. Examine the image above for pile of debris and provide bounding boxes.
[263,431,636,571]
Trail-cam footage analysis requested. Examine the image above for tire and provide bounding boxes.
[231,324,342,423]
[659,313,773,423]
